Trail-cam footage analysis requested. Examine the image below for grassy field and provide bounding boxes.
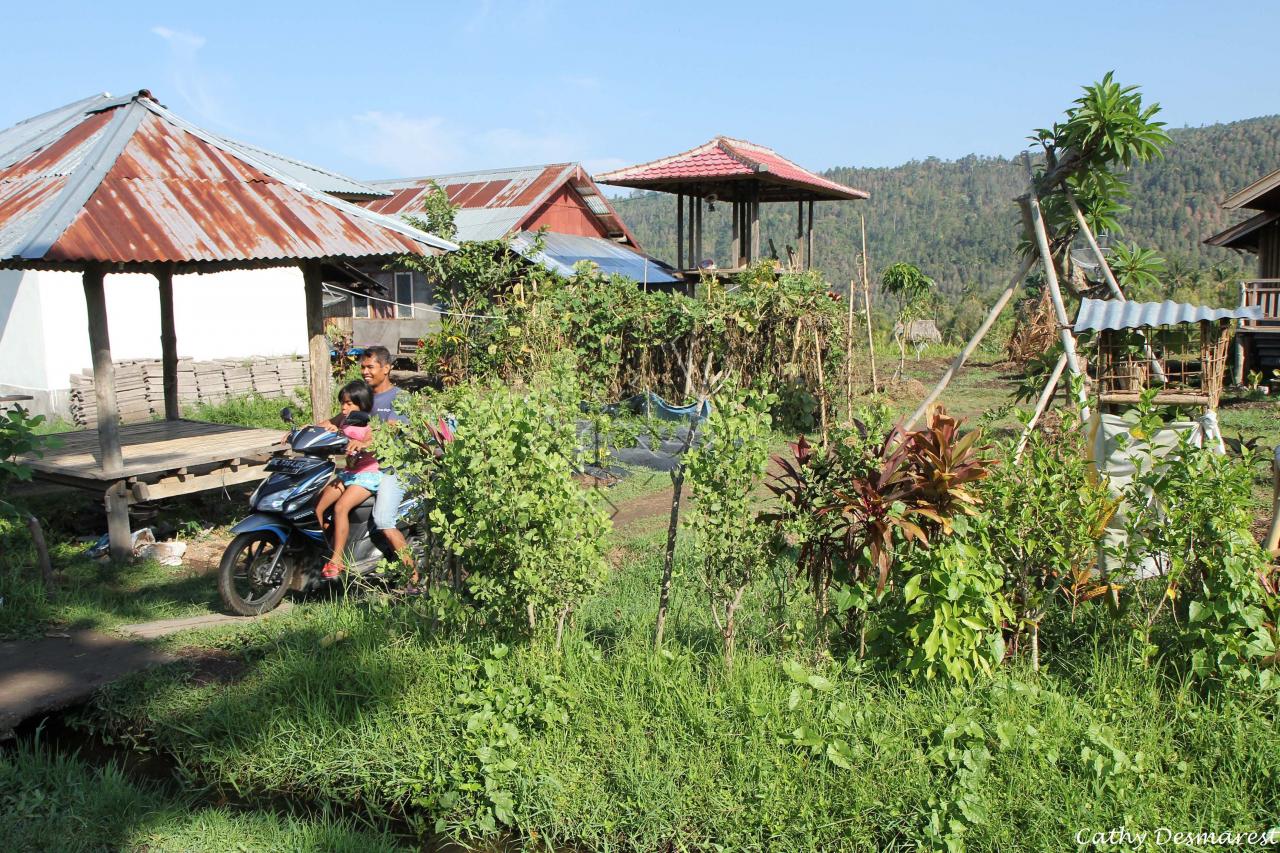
[3,358,1279,850]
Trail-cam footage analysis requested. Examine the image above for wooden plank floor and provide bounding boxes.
[24,419,286,482]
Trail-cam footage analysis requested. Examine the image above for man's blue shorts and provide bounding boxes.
[372,471,406,530]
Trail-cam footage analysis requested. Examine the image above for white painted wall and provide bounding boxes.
[0,266,308,417]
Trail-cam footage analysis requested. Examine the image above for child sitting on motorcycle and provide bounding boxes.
[314,380,382,579]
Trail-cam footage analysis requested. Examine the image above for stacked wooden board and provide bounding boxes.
[69,356,310,426]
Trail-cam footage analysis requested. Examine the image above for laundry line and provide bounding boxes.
[322,282,505,321]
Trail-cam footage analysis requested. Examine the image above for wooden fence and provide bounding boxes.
[69,356,309,426]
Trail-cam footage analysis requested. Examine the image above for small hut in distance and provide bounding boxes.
[596,137,868,276]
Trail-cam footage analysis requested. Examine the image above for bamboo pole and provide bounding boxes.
[860,215,878,392]
[813,326,828,447]
[904,254,1036,431]
[1014,352,1068,462]
[1021,193,1087,416]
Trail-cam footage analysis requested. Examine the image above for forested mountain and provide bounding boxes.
[612,116,1280,303]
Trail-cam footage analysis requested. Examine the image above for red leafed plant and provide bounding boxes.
[765,406,994,609]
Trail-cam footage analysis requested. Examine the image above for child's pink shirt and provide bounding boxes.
[341,424,379,474]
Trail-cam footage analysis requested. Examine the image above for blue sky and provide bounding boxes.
[3,1,1277,186]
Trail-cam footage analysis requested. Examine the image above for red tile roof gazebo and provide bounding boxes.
[596,136,868,272]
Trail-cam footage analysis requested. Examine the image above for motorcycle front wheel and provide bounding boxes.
[218,531,296,616]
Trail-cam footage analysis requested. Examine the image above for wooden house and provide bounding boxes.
[1205,167,1280,372]
[332,164,677,353]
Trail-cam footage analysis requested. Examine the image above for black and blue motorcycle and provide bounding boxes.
[217,407,423,615]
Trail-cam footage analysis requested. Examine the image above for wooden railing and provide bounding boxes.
[1241,279,1280,328]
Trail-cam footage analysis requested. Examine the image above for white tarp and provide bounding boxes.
[1089,410,1224,579]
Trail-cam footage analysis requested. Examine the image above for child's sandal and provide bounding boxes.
[322,561,343,580]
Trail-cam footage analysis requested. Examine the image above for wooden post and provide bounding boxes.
[860,215,878,392]
[750,195,760,264]
[157,265,179,420]
[103,481,131,563]
[694,196,703,268]
[796,201,804,268]
[1265,446,1280,556]
[807,200,815,271]
[731,201,740,268]
[676,193,684,271]
[82,266,123,475]
[303,261,331,422]
[904,254,1036,430]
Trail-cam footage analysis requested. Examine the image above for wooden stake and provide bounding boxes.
[157,265,179,420]
[655,405,705,650]
[813,327,828,446]
[303,261,331,421]
[860,215,878,392]
[25,514,53,597]
[845,276,856,420]
[1265,446,1280,557]
[905,254,1036,431]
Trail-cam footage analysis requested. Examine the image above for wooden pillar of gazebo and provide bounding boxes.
[156,265,180,420]
[303,261,331,421]
[81,265,131,561]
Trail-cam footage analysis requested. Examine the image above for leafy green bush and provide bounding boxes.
[385,370,610,636]
[685,387,774,668]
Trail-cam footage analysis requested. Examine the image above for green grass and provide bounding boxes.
[0,739,411,852]
[183,390,311,430]
[79,530,1280,851]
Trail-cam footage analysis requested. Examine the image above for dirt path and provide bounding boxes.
[0,630,173,737]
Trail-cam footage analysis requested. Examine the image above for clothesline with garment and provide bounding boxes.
[321,282,505,321]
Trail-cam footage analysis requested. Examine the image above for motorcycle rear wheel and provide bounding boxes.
[218,531,296,616]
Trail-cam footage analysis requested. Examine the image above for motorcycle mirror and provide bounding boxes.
[280,406,294,424]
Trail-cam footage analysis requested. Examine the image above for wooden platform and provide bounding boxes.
[25,419,285,485]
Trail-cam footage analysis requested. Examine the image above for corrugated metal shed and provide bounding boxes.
[1075,298,1261,332]
[0,90,454,269]
[211,137,389,200]
[509,231,677,283]
[595,137,869,202]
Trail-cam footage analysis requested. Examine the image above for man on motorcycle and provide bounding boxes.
[358,346,419,589]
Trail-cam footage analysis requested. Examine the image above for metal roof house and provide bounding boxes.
[0,91,450,418]
[332,163,678,352]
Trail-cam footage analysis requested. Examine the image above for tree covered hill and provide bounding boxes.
[611,115,1280,300]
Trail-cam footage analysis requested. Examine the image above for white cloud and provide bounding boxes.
[150,25,240,131]
[330,111,586,178]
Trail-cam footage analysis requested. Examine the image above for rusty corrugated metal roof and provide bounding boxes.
[595,137,869,202]
[364,163,642,247]
[0,90,454,269]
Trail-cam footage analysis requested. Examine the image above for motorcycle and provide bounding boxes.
[217,406,423,615]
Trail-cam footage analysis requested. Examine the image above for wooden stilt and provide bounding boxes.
[157,266,179,420]
[694,196,702,268]
[303,261,331,421]
[807,200,815,270]
[796,201,804,268]
[731,202,740,268]
[904,255,1036,431]
[104,481,131,563]
[676,194,684,271]
[750,195,760,264]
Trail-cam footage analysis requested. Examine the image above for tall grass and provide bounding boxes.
[84,534,1280,851]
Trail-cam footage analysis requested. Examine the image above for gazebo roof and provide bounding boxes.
[595,136,869,202]
[0,90,455,271]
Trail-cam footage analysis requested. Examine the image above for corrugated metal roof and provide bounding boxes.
[596,137,869,202]
[363,163,642,248]
[211,137,389,199]
[1075,298,1261,332]
[0,90,455,268]
[366,164,574,215]
[509,231,678,283]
